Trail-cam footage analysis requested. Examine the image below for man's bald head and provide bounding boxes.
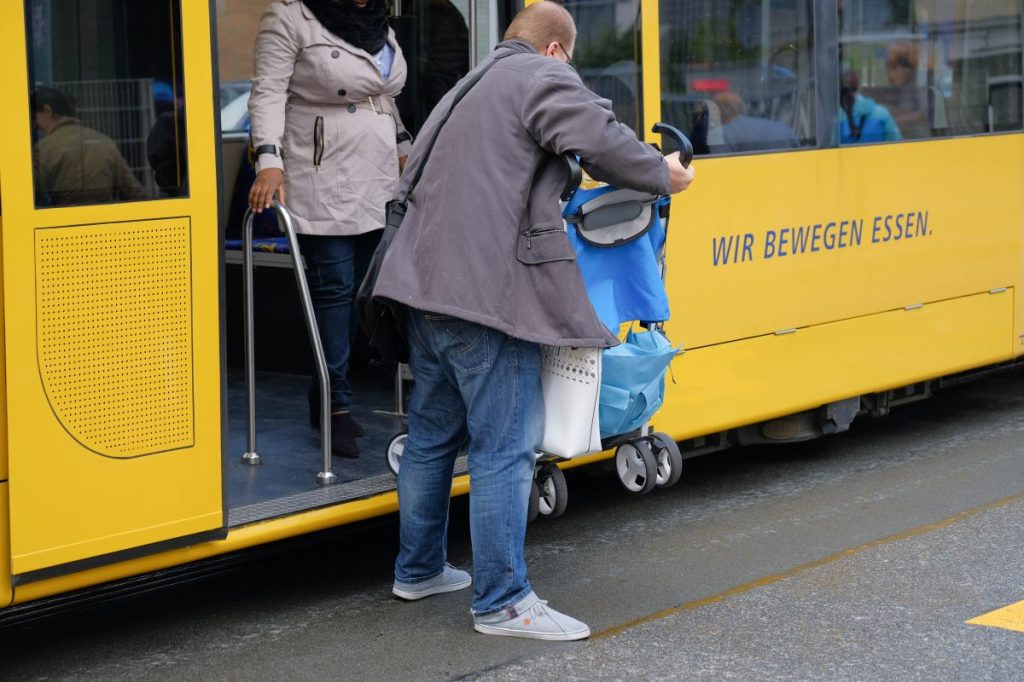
[504,1,576,55]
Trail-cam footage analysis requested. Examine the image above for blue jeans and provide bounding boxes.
[297,232,379,410]
[394,309,543,616]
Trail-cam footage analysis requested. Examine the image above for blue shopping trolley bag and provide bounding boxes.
[561,122,691,439]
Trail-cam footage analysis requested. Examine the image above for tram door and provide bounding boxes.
[0,0,224,580]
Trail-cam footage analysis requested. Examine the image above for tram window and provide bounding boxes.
[839,1,1023,143]
[659,0,816,156]
[25,0,187,207]
[562,0,643,134]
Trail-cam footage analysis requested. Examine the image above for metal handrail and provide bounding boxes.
[240,202,337,486]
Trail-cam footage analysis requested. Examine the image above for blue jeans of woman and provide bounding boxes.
[297,231,380,411]
[394,309,543,616]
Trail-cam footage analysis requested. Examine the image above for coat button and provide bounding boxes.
[348,104,357,113]
[337,89,347,96]
[331,50,340,58]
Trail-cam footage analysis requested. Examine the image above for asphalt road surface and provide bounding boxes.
[3,369,1023,680]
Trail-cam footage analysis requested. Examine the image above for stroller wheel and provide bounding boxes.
[536,464,568,518]
[615,441,658,494]
[528,475,540,523]
[385,431,407,478]
[650,432,683,488]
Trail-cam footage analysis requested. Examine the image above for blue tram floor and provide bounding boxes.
[225,367,405,510]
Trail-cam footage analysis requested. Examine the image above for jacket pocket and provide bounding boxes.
[313,116,325,169]
[517,225,575,265]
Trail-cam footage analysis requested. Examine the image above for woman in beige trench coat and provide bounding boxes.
[248,0,412,458]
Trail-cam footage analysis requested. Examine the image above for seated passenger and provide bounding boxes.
[31,87,147,206]
[712,91,799,153]
[838,71,901,144]
[883,42,931,138]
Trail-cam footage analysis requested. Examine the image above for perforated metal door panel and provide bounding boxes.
[5,217,223,576]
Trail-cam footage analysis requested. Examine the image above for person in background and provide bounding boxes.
[31,87,147,206]
[248,0,413,458]
[838,70,901,144]
[713,90,799,153]
[147,80,188,197]
[374,1,693,641]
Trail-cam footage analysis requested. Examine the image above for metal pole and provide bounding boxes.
[468,0,478,69]
[394,364,406,416]
[273,202,337,486]
[240,209,261,466]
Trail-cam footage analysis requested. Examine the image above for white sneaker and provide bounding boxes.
[473,592,590,641]
[392,564,472,600]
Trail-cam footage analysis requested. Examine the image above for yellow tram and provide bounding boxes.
[0,0,1020,613]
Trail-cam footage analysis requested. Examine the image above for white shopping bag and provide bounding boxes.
[539,346,602,458]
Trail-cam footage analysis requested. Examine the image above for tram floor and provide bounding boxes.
[225,366,406,522]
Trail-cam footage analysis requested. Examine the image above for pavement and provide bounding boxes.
[2,369,1023,680]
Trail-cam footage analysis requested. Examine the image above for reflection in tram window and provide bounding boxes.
[563,0,643,134]
[839,0,1023,142]
[25,0,188,207]
[659,0,816,156]
[838,70,901,144]
[31,87,147,206]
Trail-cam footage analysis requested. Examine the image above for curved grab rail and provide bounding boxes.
[240,202,336,486]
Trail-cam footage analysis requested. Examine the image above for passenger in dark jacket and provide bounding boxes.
[379,1,694,640]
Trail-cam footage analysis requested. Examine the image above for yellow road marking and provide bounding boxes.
[593,491,1024,640]
[967,600,1024,634]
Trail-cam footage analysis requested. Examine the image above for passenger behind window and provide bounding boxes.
[838,70,902,144]
[147,80,188,198]
[881,42,931,138]
[711,91,799,153]
[31,87,148,207]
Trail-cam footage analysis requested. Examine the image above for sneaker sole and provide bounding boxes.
[392,577,472,601]
[473,622,591,641]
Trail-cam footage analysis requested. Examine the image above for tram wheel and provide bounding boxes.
[536,464,568,518]
[385,431,407,478]
[650,432,683,488]
[528,476,540,523]
[615,441,658,494]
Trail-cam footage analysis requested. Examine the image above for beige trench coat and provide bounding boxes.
[249,0,412,236]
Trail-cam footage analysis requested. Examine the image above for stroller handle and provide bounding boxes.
[651,123,694,168]
[559,121,693,200]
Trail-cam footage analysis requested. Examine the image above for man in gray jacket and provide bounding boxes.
[376,1,693,640]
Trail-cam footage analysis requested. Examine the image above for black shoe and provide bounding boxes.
[331,412,361,458]
[308,388,364,436]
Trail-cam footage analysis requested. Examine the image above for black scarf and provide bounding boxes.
[302,0,389,55]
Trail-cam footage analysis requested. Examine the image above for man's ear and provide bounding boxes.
[543,42,560,58]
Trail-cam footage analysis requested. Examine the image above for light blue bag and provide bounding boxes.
[599,327,680,438]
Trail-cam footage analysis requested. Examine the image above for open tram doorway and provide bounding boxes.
[215,0,512,526]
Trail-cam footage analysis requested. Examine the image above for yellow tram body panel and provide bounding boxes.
[656,290,1014,439]
[664,137,1023,351]
[654,135,1023,434]
[0,0,225,577]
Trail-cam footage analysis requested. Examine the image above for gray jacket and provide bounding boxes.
[373,39,669,347]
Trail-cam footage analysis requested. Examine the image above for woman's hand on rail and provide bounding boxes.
[665,152,695,194]
[249,168,286,213]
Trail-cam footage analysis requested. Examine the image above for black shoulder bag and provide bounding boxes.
[356,53,509,363]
